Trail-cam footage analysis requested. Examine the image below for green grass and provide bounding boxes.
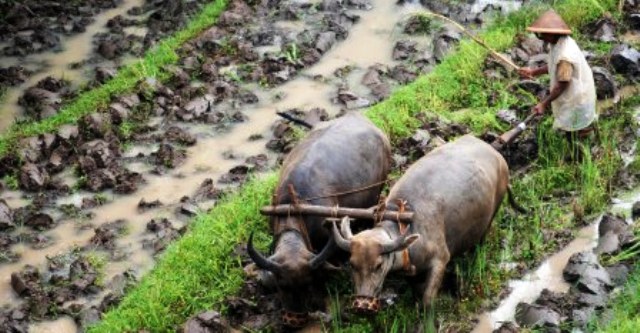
[90,174,277,332]
[0,0,229,158]
[91,0,633,331]
[592,264,640,333]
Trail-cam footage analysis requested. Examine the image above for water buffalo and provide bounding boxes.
[332,134,525,313]
[247,112,391,326]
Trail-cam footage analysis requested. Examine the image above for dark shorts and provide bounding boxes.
[563,124,596,141]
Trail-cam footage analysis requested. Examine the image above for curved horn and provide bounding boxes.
[379,234,408,254]
[247,232,283,273]
[309,237,335,270]
[340,216,354,240]
[332,220,352,251]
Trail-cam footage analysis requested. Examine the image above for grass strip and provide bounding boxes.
[592,263,640,333]
[92,0,628,331]
[0,0,229,158]
[91,174,278,332]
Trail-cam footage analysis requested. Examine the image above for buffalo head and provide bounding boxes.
[247,230,335,286]
[247,228,336,327]
[332,216,419,314]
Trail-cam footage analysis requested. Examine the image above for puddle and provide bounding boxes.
[473,184,640,332]
[472,221,599,332]
[0,0,530,331]
[611,187,640,221]
[0,0,146,132]
[28,316,78,333]
[307,1,424,78]
[470,0,523,14]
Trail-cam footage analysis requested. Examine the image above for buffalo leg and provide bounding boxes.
[421,257,448,309]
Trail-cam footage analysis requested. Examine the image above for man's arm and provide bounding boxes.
[518,65,549,78]
[532,61,572,115]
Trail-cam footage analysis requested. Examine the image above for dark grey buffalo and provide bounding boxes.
[247,112,391,326]
[332,134,524,313]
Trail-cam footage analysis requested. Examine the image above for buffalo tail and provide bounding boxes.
[507,185,527,214]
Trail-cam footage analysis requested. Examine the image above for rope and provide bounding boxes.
[421,11,521,71]
[300,179,392,202]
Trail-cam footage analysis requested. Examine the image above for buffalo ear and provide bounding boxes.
[397,234,420,251]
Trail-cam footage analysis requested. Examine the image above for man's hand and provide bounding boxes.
[518,67,535,79]
[531,102,546,116]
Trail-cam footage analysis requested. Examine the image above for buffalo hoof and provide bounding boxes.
[281,310,308,328]
[351,295,381,315]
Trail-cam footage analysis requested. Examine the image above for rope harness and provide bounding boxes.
[271,181,415,275]
[271,180,393,252]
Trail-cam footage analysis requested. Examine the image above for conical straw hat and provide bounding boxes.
[526,9,571,35]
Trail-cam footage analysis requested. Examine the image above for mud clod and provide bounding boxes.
[138,198,163,212]
[154,143,186,169]
[87,219,128,252]
[337,87,371,109]
[0,66,30,86]
[0,199,14,230]
[218,165,250,185]
[631,201,640,220]
[24,212,54,230]
[610,44,640,77]
[183,310,230,333]
[144,218,182,255]
[191,179,224,203]
[10,266,40,296]
[164,126,197,146]
[515,303,561,330]
[592,67,618,100]
[19,86,63,120]
[19,163,50,192]
[392,40,418,61]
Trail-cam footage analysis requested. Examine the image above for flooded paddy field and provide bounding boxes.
[1,0,640,332]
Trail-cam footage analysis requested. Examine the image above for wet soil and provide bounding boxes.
[0,0,442,331]
[1,0,640,332]
[0,0,215,131]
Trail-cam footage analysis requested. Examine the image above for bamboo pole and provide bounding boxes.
[422,12,521,72]
[260,204,414,223]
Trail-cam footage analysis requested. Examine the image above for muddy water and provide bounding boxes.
[0,0,147,132]
[473,182,640,332]
[612,187,640,220]
[472,221,600,332]
[1,0,439,330]
[29,317,78,333]
[307,1,424,78]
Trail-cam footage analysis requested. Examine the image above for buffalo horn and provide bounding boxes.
[332,220,352,251]
[247,232,283,273]
[379,234,408,254]
[340,216,354,240]
[309,237,335,269]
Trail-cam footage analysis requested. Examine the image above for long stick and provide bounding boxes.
[260,204,414,222]
[423,12,521,71]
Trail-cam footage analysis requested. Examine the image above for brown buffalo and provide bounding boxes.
[247,112,391,326]
[332,134,524,314]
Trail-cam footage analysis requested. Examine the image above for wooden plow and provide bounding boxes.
[491,113,538,151]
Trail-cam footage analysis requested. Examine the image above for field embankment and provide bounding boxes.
[89,0,640,332]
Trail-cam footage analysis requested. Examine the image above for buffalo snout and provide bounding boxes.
[352,295,381,314]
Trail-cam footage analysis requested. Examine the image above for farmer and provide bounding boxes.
[518,10,597,146]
